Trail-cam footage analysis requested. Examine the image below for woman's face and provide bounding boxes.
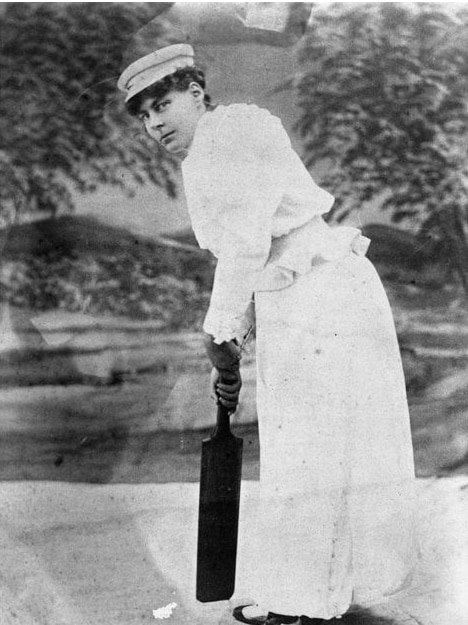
[137,82,206,156]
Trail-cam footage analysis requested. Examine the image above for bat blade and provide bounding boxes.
[196,404,243,602]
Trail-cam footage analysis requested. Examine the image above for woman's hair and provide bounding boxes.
[126,65,211,116]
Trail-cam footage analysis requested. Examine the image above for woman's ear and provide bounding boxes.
[188,81,205,104]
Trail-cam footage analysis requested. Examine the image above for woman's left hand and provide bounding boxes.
[210,367,242,414]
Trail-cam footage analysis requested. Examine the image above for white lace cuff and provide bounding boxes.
[203,301,254,345]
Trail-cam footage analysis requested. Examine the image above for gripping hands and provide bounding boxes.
[203,333,242,413]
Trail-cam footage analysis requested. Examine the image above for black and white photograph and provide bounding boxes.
[0,3,467,624]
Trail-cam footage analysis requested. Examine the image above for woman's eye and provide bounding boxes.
[155,101,168,112]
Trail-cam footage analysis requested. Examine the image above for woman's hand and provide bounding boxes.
[203,333,242,372]
[210,367,242,414]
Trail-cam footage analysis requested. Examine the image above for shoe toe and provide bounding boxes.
[233,605,267,625]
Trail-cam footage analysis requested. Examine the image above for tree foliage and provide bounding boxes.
[296,3,468,288]
[0,2,176,221]
[1,215,213,328]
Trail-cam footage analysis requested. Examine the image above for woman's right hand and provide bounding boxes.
[210,367,242,414]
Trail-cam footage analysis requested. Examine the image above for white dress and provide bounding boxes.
[182,104,416,619]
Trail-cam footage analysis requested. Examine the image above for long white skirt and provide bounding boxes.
[238,253,416,619]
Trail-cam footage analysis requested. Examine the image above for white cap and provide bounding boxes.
[118,44,195,102]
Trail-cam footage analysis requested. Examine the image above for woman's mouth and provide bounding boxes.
[161,131,175,144]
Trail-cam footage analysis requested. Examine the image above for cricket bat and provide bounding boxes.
[196,397,243,602]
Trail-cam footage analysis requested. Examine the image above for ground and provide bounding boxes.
[0,478,466,625]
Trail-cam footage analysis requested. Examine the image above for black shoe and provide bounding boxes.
[233,605,267,625]
[266,612,299,624]
[265,617,287,625]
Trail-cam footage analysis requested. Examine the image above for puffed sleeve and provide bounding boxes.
[198,106,291,343]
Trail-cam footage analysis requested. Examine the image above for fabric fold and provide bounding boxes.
[257,218,371,292]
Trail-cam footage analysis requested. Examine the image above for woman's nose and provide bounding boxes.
[149,112,163,129]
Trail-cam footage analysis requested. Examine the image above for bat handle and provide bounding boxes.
[214,402,232,437]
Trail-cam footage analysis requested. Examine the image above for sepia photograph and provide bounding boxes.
[0,2,467,624]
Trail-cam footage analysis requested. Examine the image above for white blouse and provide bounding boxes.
[182,104,369,344]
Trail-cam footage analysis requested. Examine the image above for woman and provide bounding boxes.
[118,44,417,625]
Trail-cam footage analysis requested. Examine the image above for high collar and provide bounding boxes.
[182,105,221,161]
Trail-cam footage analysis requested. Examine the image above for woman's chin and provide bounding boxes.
[167,145,189,157]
